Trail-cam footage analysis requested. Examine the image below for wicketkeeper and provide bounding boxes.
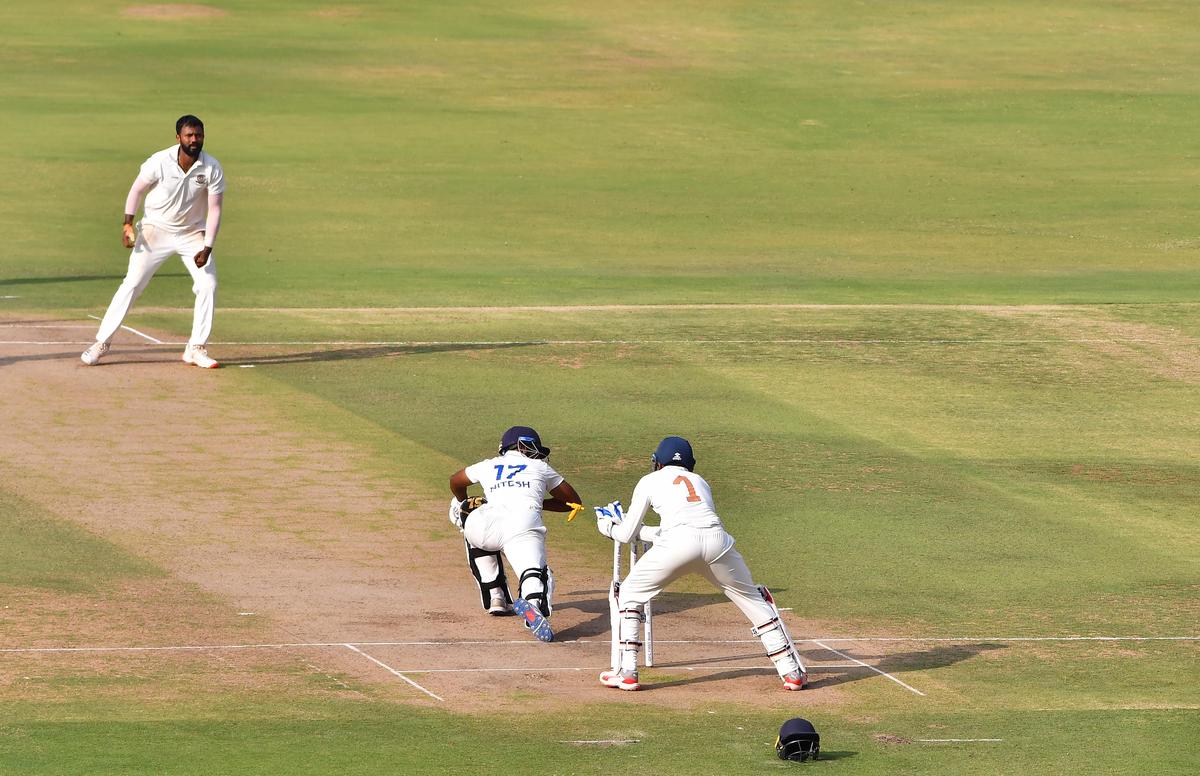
[595,436,807,691]
[448,426,582,642]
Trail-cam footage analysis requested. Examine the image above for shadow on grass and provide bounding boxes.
[555,589,757,641]
[227,341,536,365]
[0,273,185,286]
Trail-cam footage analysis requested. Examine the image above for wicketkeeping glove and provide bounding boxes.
[448,496,486,530]
[594,500,624,539]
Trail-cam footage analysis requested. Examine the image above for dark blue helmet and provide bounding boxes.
[499,426,551,459]
[651,436,695,471]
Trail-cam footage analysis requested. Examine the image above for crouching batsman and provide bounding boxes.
[448,426,582,643]
[595,436,807,691]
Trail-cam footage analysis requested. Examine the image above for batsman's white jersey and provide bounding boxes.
[460,451,563,592]
[609,465,805,683]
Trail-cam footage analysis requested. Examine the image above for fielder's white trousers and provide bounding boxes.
[463,503,549,606]
[619,526,775,626]
[94,224,216,347]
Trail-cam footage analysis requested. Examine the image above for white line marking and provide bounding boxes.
[0,337,1181,348]
[561,740,639,745]
[393,663,866,673]
[342,643,444,702]
[919,739,1003,743]
[85,315,164,344]
[1,635,1194,653]
[812,639,927,697]
[0,296,18,300]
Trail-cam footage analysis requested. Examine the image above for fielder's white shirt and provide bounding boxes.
[138,145,226,233]
[613,465,723,544]
[464,451,564,513]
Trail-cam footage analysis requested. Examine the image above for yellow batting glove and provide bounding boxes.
[565,503,584,522]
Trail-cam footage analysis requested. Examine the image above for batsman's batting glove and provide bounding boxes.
[448,497,466,529]
[594,500,623,539]
[449,496,487,529]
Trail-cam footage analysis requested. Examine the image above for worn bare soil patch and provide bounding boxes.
[0,317,844,713]
[122,4,226,19]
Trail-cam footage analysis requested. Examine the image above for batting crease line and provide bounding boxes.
[919,739,1004,743]
[342,643,444,702]
[389,663,867,674]
[85,315,163,345]
[812,639,927,697]
[0,338,1184,348]
[2,635,1195,653]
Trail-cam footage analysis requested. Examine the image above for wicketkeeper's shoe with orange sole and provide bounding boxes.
[512,598,553,642]
[599,668,640,691]
[782,670,808,691]
[182,344,219,369]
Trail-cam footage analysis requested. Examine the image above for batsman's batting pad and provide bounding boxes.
[776,718,820,762]
[519,566,552,617]
[465,542,510,610]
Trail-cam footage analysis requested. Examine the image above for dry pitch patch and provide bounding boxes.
[0,316,848,713]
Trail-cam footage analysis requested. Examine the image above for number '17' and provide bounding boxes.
[494,464,528,480]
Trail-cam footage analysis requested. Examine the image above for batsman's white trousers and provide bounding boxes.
[462,503,548,596]
[94,224,216,347]
[619,526,775,626]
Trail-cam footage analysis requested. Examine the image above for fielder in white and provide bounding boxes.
[81,114,226,369]
[448,426,583,642]
[595,436,807,691]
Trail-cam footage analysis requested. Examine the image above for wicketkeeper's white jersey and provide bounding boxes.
[612,465,723,544]
[138,145,226,233]
[464,451,564,513]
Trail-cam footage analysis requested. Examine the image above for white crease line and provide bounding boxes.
[812,639,926,697]
[86,315,163,344]
[2,635,1195,653]
[343,643,444,702]
[811,636,1200,643]
[919,739,1003,744]
[0,296,18,299]
[396,663,866,673]
[0,338,1185,347]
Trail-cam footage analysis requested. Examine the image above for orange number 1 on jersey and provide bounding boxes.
[673,475,702,502]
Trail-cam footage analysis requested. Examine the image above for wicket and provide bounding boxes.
[610,538,653,668]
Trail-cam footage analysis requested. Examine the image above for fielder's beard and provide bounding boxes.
[182,142,202,157]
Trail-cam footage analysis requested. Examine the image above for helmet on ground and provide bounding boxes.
[776,717,820,762]
[651,436,695,471]
[499,426,551,459]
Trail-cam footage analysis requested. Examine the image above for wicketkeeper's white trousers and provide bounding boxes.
[618,526,775,625]
[94,224,216,347]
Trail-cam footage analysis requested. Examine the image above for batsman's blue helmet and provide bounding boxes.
[652,436,695,471]
[499,426,551,459]
[776,717,820,762]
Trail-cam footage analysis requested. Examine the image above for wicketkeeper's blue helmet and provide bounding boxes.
[651,436,695,471]
[499,426,551,459]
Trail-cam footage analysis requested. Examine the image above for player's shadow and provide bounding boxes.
[227,341,536,365]
[0,273,183,286]
[642,642,1007,692]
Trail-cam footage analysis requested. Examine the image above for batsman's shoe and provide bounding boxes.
[182,344,219,369]
[488,590,513,616]
[512,597,553,642]
[599,668,640,691]
[80,342,110,366]
[782,670,808,691]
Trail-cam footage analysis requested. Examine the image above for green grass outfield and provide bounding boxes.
[2,1,1199,774]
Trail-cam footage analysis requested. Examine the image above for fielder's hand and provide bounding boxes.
[122,223,136,249]
[194,247,212,268]
[594,500,623,539]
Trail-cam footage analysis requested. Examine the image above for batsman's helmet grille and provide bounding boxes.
[499,426,551,459]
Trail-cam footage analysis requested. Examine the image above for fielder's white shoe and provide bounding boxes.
[487,590,513,616]
[80,342,110,366]
[599,668,640,691]
[782,670,808,691]
[182,344,219,369]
